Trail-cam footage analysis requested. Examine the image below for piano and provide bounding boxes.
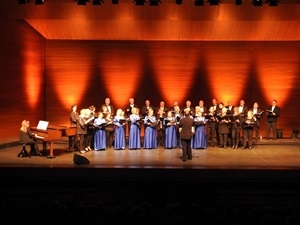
[31,124,76,158]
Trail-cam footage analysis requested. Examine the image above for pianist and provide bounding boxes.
[19,120,43,156]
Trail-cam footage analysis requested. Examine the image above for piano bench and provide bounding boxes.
[18,143,31,158]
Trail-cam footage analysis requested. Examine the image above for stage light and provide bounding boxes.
[77,0,88,5]
[176,0,182,5]
[194,0,204,6]
[92,0,104,5]
[134,0,146,5]
[207,0,220,5]
[17,0,30,4]
[148,0,161,6]
[235,0,242,5]
[252,0,263,6]
[35,0,44,4]
[112,0,118,4]
[265,0,279,6]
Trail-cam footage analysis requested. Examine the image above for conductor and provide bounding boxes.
[179,108,194,161]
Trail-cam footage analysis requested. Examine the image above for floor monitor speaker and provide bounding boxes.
[73,153,90,165]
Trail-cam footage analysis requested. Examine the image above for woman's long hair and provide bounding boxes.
[20,120,28,132]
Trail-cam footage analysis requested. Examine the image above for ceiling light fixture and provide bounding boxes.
[265,0,279,6]
[148,0,161,6]
[194,0,204,6]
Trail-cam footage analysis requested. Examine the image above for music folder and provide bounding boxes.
[205,114,213,119]
[254,111,264,117]
[119,119,126,124]
[97,123,107,128]
[164,119,170,125]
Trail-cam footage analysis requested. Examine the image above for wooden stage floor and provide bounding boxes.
[0,137,300,169]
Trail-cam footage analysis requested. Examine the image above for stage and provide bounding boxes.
[0,137,300,169]
[0,137,299,209]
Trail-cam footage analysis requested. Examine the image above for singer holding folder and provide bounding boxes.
[143,108,158,149]
[266,99,281,140]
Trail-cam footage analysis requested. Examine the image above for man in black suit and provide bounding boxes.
[195,100,207,115]
[102,97,115,116]
[141,99,153,118]
[125,97,138,136]
[238,99,248,118]
[179,108,194,161]
[266,99,280,140]
[226,100,235,115]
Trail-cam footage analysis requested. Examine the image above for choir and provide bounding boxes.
[71,98,279,154]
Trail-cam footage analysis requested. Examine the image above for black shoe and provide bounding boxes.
[66,148,74,152]
[182,158,187,162]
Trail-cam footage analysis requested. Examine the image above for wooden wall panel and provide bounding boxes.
[0,17,45,141]
[1,18,300,140]
[45,40,300,138]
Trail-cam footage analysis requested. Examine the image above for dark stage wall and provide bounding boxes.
[1,17,300,140]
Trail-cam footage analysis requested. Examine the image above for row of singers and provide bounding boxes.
[71,104,261,153]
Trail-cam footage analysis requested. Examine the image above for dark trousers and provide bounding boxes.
[218,133,228,147]
[206,124,216,146]
[105,130,114,147]
[68,134,78,149]
[157,129,165,147]
[181,138,192,160]
[78,134,87,151]
[266,121,277,140]
[86,128,95,149]
[231,127,241,147]
[243,129,253,147]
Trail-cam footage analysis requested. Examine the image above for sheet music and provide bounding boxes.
[36,120,49,130]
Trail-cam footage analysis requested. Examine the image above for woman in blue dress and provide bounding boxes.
[174,105,182,147]
[129,107,141,150]
[192,109,207,149]
[164,111,177,149]
[113,109,126,150]
[93,112,107,151]
[143,108,158,149]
